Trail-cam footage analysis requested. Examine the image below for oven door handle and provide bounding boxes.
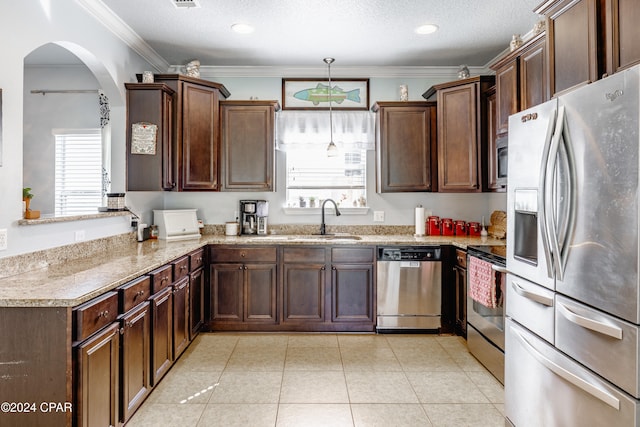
[511,281,554,307]
[491,264,508,274]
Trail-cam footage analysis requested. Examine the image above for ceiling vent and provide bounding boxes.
[172,0,201,8]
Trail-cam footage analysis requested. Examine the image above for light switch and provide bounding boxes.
[373,211,385,222]
[0,229,7,250]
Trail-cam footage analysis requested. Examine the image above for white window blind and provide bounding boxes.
[54,130,102,216]
[286,148,367,208]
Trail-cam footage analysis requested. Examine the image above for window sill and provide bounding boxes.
[282,207,370,216]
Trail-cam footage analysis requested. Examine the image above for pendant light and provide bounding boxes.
[324,57,338,157]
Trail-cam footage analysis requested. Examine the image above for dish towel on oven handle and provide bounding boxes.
[469,256,497,309]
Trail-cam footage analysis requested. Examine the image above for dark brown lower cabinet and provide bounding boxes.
[331,263,374,323]
[150,286,173,386]
[454,249,467,337]
[282,262,326,323]
[245,264,277,321]
[172,277,190,359]
[119,301,151,424]
[210,262,277,323]
[74,322,120,427]
[211,263,244,321]
[189,267,205,339]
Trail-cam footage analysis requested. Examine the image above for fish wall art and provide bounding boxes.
[282,78,369,110]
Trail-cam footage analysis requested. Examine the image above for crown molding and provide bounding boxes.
[77,0,169,72]
[169,65,491,79]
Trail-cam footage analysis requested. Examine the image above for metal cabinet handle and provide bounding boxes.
[180,265,188,271]
[557,301,622,340]
[320,266,325,271]
[98,310,110,318]
[511,281,553,307]
[512,326,620,410]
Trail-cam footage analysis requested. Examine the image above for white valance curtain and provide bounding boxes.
[276,110,375,151]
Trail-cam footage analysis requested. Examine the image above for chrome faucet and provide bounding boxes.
[320,199,341,235]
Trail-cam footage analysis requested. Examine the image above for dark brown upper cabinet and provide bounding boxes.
[220,100,280,191]
[371,101,437,193]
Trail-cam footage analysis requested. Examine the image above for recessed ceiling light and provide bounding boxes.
[415,24,439,35]
[231,23,255,34]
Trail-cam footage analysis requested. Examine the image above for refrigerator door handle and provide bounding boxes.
[557,301,623,340]
[511,281,554,307]
[512,326,621,410]
[544,105,566,280]
[538,108,558,279]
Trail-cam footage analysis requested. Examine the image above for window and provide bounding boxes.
[54,130,103,216]
[286,148,367,208]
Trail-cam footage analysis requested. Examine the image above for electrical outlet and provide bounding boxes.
[373,211,385,222]
[75,230,86,242]
[0,229,7,250]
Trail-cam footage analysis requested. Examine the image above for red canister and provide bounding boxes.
[427,216,440,235]
[440,218,454,236]
[467,222,481,236]
[454,220,467,236]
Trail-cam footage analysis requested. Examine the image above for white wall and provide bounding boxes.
[0,0,155,257]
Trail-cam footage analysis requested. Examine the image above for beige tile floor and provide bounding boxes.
[126,333,504,427]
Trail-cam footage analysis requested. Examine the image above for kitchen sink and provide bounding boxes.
[308,234,362,240]
[247,234,362,242]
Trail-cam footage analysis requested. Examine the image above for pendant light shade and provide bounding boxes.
[324,57,338,157]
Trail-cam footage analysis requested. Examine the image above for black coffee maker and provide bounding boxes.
[239,200,268,235]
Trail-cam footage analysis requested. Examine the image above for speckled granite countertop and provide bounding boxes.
[0,234,504,308]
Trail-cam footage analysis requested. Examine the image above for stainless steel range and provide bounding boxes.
[466,245,507,384]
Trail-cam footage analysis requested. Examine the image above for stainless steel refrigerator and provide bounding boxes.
[505,65,640,426]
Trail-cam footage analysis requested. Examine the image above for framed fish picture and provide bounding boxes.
[282,78,369,110]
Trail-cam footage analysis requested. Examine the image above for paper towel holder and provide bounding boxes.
[414,204,426,237]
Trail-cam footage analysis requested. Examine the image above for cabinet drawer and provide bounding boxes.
[189,248,205,271]
[149,264,173,293]
[118,276,151,314]
[283,247,326,263]
[506,273,555,344]
[209,246,277,263]
[455,249,467,268]
[556,294,640,399]
[331,247,374,263]
[172,256,190,281]
[74,291,119,341]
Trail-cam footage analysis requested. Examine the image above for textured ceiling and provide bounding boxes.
[98,0,543,68]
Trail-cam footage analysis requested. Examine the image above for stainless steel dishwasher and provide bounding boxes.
[376,247,442,332]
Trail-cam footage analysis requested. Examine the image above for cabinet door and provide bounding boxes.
[282,263,326,322]
[150,286,173,386]
[74,322,119,427]
[437,83,481,192]
[172,277,190,359]
[485,88,500,192]
[331,263,374,323]
[245,263,277,321]
[543,0,600,95]
[125,84,174,191]
[120,302,151,424]
[189,267,205,339]
[211,263,244,321]
[520,37,548,110]
[375,103,436,192]
[606,0,640,73]
[495,58,519,135]
[454,264,467,337]
[221,102,276,191]
[181,82,220,190]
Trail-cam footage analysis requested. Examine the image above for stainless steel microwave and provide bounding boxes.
[496,135,508,186]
